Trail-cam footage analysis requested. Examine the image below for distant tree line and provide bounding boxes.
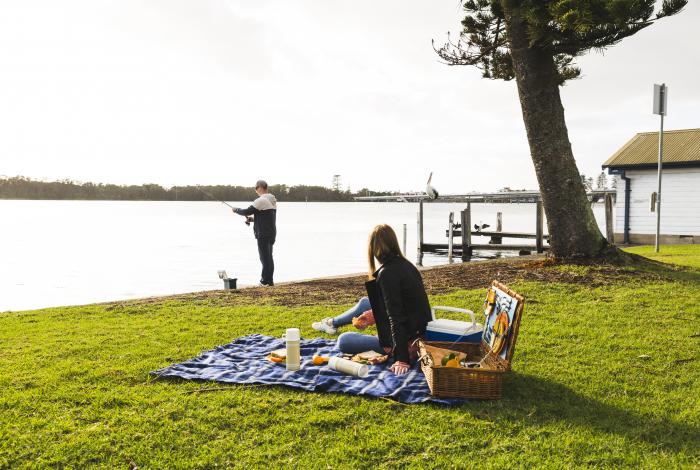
[580,172,615,192]
[0,176,395,202]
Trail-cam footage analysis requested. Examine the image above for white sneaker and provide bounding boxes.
[311,318,337,335]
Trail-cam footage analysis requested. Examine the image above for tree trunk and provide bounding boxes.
[504,9,608,258]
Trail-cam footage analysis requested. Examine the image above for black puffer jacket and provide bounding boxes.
[368,255,432,363]
[234,193,277,240]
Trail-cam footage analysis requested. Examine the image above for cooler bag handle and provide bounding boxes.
[430,306,476,326]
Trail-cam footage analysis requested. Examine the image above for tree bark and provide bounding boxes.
[504,9,608,258]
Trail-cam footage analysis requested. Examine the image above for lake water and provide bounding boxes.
[0,201,608,312]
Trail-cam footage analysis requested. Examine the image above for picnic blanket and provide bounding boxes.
[152,334,463,405]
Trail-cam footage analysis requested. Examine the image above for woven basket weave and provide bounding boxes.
[418,280,524,400]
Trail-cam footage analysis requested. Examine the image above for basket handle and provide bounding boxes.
[418,352,433,367]
[430,306,476,326]
[415,339,434,367]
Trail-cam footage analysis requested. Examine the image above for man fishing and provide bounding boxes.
[232,180,277,287]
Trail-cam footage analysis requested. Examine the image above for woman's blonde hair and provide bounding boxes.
[367,224,404,278]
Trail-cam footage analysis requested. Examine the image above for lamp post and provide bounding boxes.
[652,83,667,253]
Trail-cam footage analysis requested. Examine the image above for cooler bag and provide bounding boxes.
[425,306,483,343]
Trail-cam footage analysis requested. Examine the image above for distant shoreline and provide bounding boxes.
[0,176,394,202]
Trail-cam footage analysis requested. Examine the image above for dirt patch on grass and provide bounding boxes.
[108,256,659,309]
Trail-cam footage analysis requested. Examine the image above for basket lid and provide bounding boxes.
[480,280,524,366]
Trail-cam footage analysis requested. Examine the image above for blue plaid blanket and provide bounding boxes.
[152,334,463,405]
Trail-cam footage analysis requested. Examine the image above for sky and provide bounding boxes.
[0,1,698,194]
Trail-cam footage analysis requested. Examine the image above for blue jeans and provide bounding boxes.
[337,332,383,355]
[331,296,372,328]
[334,297,384,354]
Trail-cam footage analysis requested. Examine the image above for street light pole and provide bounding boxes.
[653,83,667,253]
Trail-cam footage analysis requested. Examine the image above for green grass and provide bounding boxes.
[1,248,700,468]
[624,244,700,269]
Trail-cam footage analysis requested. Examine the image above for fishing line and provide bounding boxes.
[195,185,235,209]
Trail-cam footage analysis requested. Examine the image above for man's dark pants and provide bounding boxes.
[257,237,275,286]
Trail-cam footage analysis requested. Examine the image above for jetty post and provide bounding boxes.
[402,223,407,255]
[536,199,544,253]
[447,212,454,263]
[460,202,472,260]
[490,212,503,244]
[604,194,614,243]
[417,200,424,266]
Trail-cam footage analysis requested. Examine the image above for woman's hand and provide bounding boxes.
[389,361,410,375]
[352,309,375,330]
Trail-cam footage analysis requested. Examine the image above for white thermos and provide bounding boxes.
[328,357,369,378]
[284,328,300,371]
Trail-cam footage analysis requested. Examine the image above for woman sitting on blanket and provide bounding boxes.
[312,224,432,375]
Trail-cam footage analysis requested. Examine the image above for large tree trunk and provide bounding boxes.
[504,9,608,258]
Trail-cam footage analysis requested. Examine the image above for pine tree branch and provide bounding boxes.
[432,35,508,67]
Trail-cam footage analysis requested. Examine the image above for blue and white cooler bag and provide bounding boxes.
[425,306,483,343]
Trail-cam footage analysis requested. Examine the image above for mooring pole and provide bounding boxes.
[447,212,454,263]
[536,199,544,253]
[605,193,614,243]
[402,223,407,256]
[491,211,503,244]
[461,202,472,261]
[416,200,424,266]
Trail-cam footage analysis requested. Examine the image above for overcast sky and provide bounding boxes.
[1,1,698,194]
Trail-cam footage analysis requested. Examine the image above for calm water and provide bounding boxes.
[0,201,608,312]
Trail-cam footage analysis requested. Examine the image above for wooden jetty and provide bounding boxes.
[354,189,615,204]
[410,193,616,265]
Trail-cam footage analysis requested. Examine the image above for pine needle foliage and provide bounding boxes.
[434,0,687,84]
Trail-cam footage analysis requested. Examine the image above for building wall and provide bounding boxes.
[614,167,700,243]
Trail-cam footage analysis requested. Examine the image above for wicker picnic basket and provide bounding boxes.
[418,281,524,400]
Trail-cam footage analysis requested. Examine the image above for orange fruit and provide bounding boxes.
[445,358,460,368]
[312,355,328,365]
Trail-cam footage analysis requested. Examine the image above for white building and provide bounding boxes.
[603,128,700,245]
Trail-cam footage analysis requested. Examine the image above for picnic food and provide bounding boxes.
[268,348,287,363]
[441,352,464,368]
[351,350,388,365]
[312,355,329,365]
[352,310,375,330]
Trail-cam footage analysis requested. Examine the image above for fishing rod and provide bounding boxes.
[195,185,235,209]
[195,185,253,226]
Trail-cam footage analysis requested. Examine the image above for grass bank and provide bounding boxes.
[1,247,699,468]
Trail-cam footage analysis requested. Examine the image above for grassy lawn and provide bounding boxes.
[1,248,699,468]
[624,244,700,269]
